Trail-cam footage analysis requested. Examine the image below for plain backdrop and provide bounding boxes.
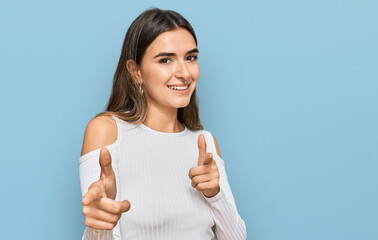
[0,0,377,239]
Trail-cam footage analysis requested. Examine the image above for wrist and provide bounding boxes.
[202,187,224,202]
[202,186,220,198]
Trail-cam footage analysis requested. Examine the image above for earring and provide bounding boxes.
[139,84,144,94]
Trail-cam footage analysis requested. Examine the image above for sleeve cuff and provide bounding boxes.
[202,188,224,203]
[82,227,113,240]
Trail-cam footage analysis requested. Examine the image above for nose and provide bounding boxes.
[174,59,190,82]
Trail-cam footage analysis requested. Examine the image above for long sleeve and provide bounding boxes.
[202,131,247,240]
[79,147,122,240]
[82,227,114,240]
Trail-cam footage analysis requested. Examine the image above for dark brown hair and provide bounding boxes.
[96,7,203,130]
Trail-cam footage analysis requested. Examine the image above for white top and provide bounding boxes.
[79,116,246,240]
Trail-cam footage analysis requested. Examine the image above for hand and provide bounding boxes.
[82,148,131,230]
[188,134,220,198]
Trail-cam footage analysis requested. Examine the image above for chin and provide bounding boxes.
[172,99,191,109]
[175,103,190,109]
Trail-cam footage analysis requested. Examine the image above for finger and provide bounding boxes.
[94,198,131,214]
[195,181,217,192]
[188,165,210,179]
[202,152,214,165]
[82,182,105,205]
[100,148,114,178]
[191,174,213,188]
[120,200,131,213]
[84,217,116,230]
[188,162,216,179]
[83,205,121,224]
[197,134,207,165]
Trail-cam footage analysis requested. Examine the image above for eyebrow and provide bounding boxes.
[153,48,199,58]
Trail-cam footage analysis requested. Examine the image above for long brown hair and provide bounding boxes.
[96,7,203,130]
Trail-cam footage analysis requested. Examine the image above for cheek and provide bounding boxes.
[142,65,172,85]
[189,64,200,80]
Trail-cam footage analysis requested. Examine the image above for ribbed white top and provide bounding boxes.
[79,116,246,240]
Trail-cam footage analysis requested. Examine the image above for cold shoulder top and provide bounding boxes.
[79,116,246,240]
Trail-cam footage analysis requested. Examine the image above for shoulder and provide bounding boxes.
[81,115,118,156]
[211,134,222,158]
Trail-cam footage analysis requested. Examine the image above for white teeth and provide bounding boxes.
[167,85,188,90]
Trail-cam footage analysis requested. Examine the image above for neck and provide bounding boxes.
[143,101,185,133]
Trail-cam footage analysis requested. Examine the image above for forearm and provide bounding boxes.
[199,131,247,240]
[79,149,122,240]
[82,227,114,240]
[204,189,247,240]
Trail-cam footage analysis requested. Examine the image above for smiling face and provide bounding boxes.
[136,27,199,110]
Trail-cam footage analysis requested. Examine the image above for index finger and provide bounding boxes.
[197,134,207,165]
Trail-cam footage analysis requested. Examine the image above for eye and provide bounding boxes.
[159,58,171,64]
[186,55,198,61]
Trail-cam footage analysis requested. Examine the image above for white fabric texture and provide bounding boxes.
[79,116,246,240]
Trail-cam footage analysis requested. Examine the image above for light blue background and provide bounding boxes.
[1,0,377,239]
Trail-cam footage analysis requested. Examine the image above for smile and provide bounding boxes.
[167,83,191,93]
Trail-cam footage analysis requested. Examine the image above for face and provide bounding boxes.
[136,28,199,110]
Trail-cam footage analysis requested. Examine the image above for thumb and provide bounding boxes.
[99,148,114,178]
[82,181,105,205]
[197,134,207,165]
[119,199,131,213]
[202,152,213,165]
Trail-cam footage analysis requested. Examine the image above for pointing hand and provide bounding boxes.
[188,134,220,198]
[82,148,131,230]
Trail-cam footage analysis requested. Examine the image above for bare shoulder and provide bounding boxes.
[81,115,117,156]
[212,135,222,158]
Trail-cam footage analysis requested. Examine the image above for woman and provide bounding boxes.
[79,8,247,240]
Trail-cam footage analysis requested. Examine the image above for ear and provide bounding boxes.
[126,60,143,85]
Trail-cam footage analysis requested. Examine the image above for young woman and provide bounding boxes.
[79,8,247,240]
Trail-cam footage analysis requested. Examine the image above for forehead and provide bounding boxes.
[145,28,197,56]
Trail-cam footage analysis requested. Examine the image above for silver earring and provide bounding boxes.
[139,84,143,94]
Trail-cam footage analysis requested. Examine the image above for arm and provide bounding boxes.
[80,151,122,240]
[79,116,125,240]
[82,227,114,240]
[202,133,247,240]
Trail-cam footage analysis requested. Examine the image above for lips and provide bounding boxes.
[167,83,190,90]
